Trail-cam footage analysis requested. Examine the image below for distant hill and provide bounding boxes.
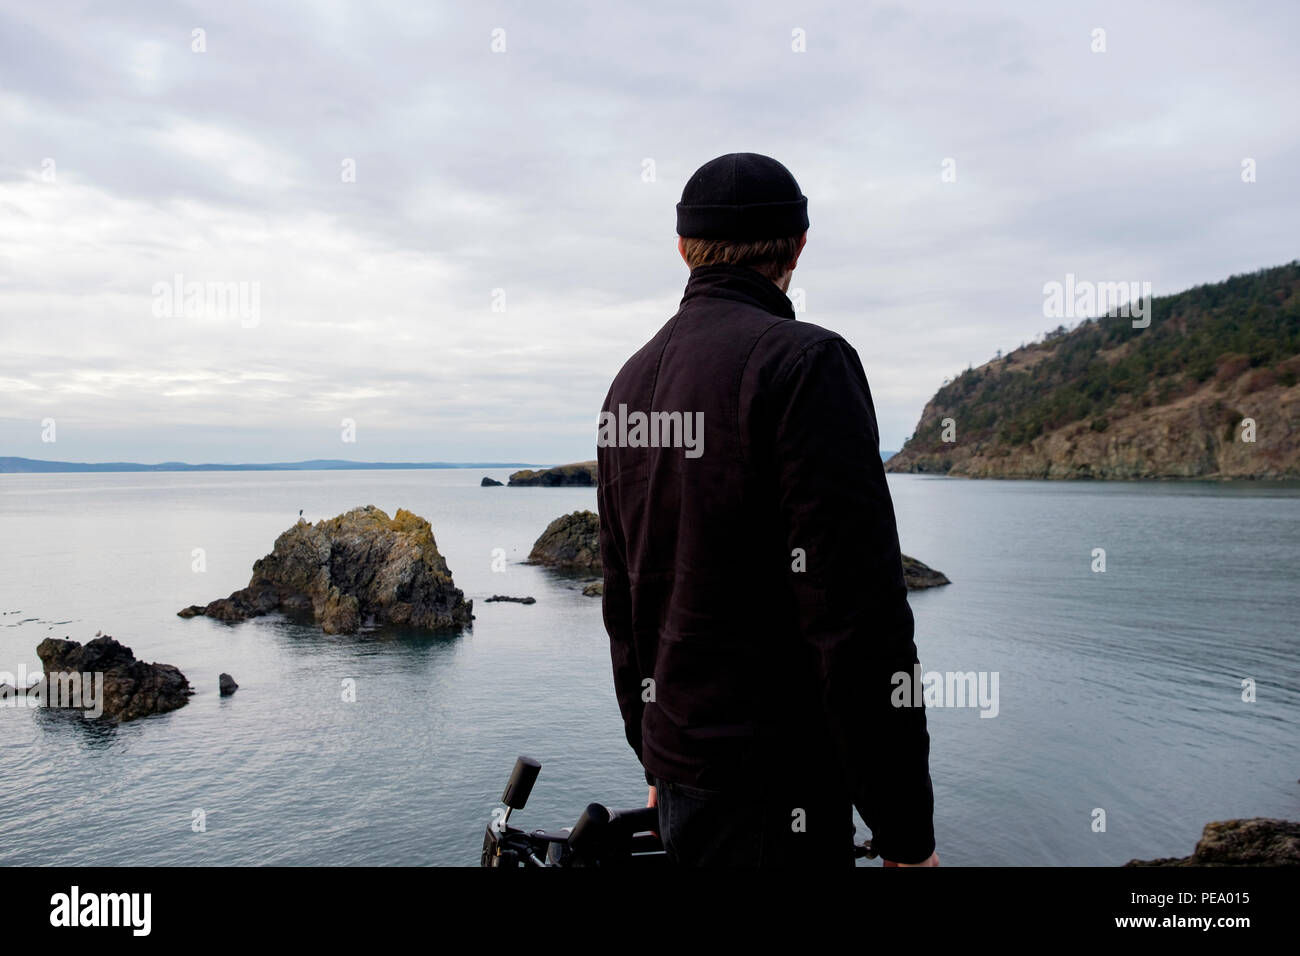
[0,457,541,474]
[887,261,1300,479]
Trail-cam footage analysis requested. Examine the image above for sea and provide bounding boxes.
[1,470,1297,866]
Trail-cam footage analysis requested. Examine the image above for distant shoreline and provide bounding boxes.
[2,451,900,474]
[0,457,547,474]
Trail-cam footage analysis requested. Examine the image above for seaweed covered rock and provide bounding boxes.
[34,635,192,721]
[178,505,472,634]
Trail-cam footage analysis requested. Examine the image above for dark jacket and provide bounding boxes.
[596,263,935,863]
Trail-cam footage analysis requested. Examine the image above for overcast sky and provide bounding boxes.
[1,0,1296,464]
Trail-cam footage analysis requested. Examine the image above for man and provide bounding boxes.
[596,152,938,867]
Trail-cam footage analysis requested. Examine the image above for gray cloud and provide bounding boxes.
[1,0,1297,463]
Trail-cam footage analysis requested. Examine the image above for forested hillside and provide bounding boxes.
[886,261,1300,478]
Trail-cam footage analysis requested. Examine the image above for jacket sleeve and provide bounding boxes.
[596,450,655,787]
[769,336,936,863]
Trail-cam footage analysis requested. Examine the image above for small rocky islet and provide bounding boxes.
[505,461,597,486]
[179,505,473,635]
[499,466,948,590]
[525,509,951,593]
[0,634,192,721]
[527,510,603,572]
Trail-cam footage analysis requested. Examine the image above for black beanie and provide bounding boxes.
[676,153,809,240]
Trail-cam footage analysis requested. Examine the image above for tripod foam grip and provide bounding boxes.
[501,755,542,810]
[568,803,612,858]
[612,806,659,834]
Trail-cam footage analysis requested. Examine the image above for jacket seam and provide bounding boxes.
[733,317,796,470]
[642,314,682,499]
[771,334,846,392]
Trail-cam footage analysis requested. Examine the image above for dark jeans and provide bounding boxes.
[654,776,857,867]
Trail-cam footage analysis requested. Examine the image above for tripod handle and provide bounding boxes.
[501,755,542,810]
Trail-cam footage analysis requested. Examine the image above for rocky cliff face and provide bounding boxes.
[179,505,472,634]
[508,461,597,486]
[890,361,1300,479]
[888,261,1300,479]
[1125,818,1300,866]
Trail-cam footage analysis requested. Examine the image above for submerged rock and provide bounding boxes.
[1124,819,1300,867]
[529,510,950,591]
[484,595,536,605]
[508,461,597,487]
[481,477,503,487]
[33,635,192,721]
[178,505,473,635]
[582,581,603,597]
[219,673,239,696]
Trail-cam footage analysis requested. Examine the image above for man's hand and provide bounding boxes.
[883,850,939,867]
[646,785,659,838]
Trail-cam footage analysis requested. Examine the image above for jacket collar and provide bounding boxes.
[679,263,796,320]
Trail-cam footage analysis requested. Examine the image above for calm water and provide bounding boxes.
[1,471,1297,866]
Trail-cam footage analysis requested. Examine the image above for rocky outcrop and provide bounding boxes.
[902,555,950,590]
[530,510,948,591]
[484,595,536,604]
[1125,819,1300,866]
[481,477,503,487]
[31,635,191,721]
[219,673,238,696]
[508,461,597,486]
[178,505,472,635]
[888,261,1300,479]
[888,374,1300,479]
[527,511,602,570]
